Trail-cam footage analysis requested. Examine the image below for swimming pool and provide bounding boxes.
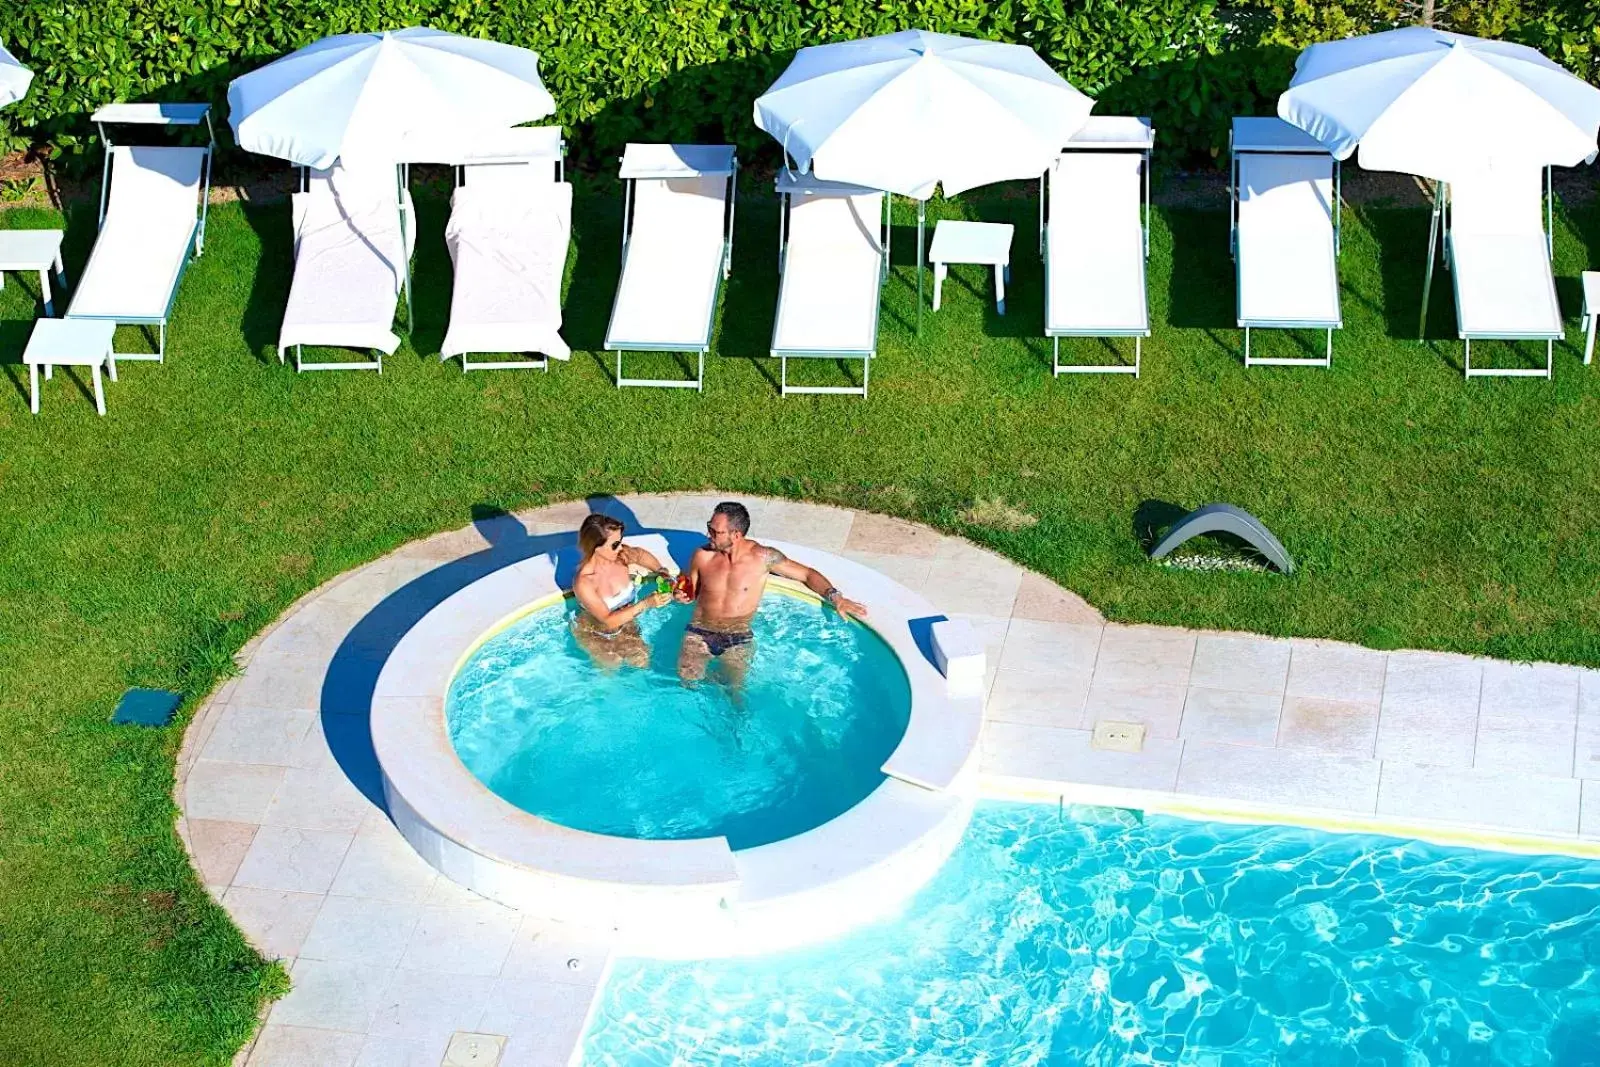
[580,801,1600,1064]
[447,590,912,849]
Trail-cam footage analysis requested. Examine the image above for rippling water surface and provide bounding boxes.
[448,592,910,849]
[582,802,1600,1065]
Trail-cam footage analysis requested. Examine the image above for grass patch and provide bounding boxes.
[1,181,1598,1064]
[959,497,1040,532]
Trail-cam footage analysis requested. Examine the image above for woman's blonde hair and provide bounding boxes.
[577,513,625,564]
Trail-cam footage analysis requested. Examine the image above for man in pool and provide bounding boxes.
[676,501,868,688]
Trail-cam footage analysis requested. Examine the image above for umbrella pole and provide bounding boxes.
[917,199,924,335]
[1418,180,1441,341]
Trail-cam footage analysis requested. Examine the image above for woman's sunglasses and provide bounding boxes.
[608,539,623,551]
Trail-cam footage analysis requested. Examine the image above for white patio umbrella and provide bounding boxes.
[1278,26,1600,180]
[227,27,556,169]
[754,29,1093,321]
[1278,27,1600,338]
[0,41,32,108]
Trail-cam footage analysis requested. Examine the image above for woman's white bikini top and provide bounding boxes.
[602,580,637,612]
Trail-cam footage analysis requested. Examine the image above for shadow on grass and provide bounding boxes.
[319,497,718,811]
[240,198,293,365]
[406,178,454,359]
[1163,209,1234,357]
[0,295,39,406]
[563,186,623,358]
[1132,498,1189,553]
[1359,204,1462,372]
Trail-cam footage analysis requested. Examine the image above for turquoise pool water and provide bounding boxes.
[446,592,911,849]
[582,802,1600,1064]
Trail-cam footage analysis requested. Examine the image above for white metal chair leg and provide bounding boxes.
[1583,314,1595,366]
[28,363,38,414]
[91,364,105,415]
[39,270,53,317]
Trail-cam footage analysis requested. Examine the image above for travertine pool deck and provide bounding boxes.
[178,493,1600,1066]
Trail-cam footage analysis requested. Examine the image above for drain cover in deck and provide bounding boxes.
[1091,720,1146,753]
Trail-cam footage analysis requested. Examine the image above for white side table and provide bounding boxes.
[25,318,118,416]
[928,221,1014,315]
[0,229,68,317]
[1582,271,1599,366]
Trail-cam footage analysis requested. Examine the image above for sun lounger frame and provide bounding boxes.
[1041,116,1153,377]
[432,128,567,372]
[285,162,412,373]
[66,104,214,363]
[605,144,737,391]
[1230,117,1342,369]
[770,172,889,398]
[1419,167,1560,379]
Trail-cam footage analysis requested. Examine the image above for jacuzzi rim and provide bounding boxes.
[368,536,983,911]
[442,585,916,850]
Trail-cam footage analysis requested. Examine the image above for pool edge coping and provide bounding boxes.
[369,534,984,939]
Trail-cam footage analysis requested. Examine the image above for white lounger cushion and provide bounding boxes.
[772,190,884,355]
[441,171,573,360]
[1236,153,1340,328]
[1046,153,1148,335]
[1449,168,1561,340]
[605,174,727,350]
[279,164,412,355]
[68,146,204,321]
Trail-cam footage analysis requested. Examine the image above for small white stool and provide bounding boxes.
[928,220,1014,315]
[1582,271,1600,367]
[0,229,68,317]
[25,318,118,416]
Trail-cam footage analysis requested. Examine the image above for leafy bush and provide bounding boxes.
[0,0,1594,169]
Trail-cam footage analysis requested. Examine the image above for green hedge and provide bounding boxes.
[1,0,1596,169]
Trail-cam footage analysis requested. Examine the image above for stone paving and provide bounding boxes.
[178,493,1600,1066]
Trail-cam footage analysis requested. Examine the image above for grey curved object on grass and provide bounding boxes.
[1148,503,1294,573]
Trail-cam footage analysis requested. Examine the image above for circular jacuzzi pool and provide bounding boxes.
[446,590,912,849]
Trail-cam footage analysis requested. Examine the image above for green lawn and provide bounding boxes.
[1,179,1597,1065]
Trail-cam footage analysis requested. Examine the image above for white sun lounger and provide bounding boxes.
[770,172,887,398]
[429,128,571,370]
[66,104,214,362]
[1042,116,1153,376]
[1231,117,1342,368]
[1445,166,1563,378]
[604,144,736,390]
[278,161,414,372]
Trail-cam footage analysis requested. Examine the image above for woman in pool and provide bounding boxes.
[572,513,672,669]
